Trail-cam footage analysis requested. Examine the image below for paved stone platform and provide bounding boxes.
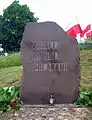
[2,104,90,120]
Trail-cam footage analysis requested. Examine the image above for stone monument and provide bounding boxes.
[20,21,80,104]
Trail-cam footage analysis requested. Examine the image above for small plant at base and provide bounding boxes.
[0,86,23,112]
[74,89,92,106]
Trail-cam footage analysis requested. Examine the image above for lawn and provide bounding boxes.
[0,66,22,86]
[0,52,21,68]
[0,50,92,90]
[80,50,92,89]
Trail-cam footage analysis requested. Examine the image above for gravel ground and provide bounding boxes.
[0,104,92,120]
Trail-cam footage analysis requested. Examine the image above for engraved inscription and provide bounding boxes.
[31,41,68,72]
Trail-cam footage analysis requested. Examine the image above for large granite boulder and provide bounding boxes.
[20,21,80,104]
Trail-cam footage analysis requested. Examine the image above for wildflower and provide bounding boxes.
[9,101,17,107]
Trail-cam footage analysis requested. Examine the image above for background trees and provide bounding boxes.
[0,0,38,51]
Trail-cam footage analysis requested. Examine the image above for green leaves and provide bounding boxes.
[74,89,92,106]
[85,37,92,43]
[0,0,38,51]
[0,86,92,113]
[0,86,23,112]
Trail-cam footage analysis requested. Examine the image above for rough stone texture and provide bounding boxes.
[20,21,80,104]
[1,104,92,120]
[14,105,91,120]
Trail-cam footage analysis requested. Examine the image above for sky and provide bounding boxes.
[0,0,92,30]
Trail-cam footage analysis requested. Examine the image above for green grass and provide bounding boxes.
[0,53,21,68]
[0,50,92,90]
[80,49,92,90]
[0,66,22,87]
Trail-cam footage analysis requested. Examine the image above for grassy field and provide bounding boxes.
[80,50,92,89]
[0,52,21,68]
[0,50,92,90]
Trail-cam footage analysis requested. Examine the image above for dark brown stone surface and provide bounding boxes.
[20,21,80,104]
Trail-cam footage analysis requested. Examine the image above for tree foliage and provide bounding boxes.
[0,0,38,51]
[85,37,92,43]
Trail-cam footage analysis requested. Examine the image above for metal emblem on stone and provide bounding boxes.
[20,21,80,104]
